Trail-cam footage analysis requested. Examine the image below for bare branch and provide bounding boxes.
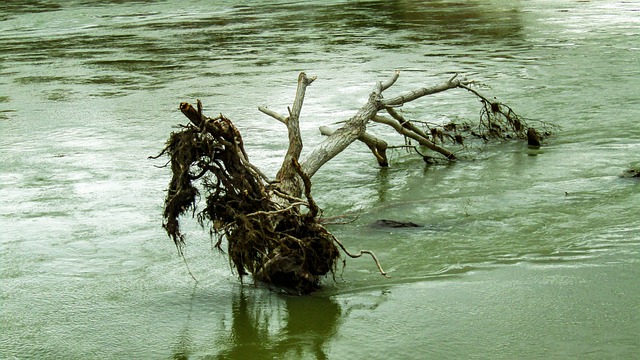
[379,70,400,92]
[331,234,388,277]
[270,187,307,204]
[382,77,467,107]
[372,115,457,160]
[302,71,469,178]
[320,125,389,167]
[258,106,287,124]
[300,73,389,179]
[291,72,316,119]
[457,82,490,103]
[385,107,433,141]
[276,72,315,190]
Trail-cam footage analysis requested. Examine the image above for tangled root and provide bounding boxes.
[156,102,340,294]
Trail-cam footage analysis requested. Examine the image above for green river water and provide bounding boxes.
[1,1,639,359]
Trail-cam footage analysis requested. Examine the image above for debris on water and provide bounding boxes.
[621,168,640,178]
[372,219,423,228]
[527,127,541,147]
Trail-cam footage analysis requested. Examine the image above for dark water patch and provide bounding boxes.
[14,75,70,85]
[0,1,62,21]
[312,1,525,45]
[74,0,161,6]
[0,35,124,60]
[83,74,140,86]
[114,13,237,31]
[96,11,161,19]
[0,110,16,120]
[79,73,169,94]
[371,219,423,228]
[43,89,77,102]
[92,90,127,98]
[0,33,185,70]
[87,59,182,74]
[5,58,178,93]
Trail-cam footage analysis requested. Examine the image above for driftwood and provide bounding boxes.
[155,71,555,294]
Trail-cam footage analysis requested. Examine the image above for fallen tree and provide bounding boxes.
[155,71,555,294]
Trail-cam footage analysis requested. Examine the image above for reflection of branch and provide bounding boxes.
[170,283,199,359]
[220,290,342,359]
[341,290,391,318]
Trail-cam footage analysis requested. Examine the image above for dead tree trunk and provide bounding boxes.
[156,71,554,294]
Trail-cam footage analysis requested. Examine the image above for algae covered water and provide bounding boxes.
[1,1,639,358]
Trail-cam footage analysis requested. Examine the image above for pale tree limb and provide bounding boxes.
[258,106,287,124]
[277,72,316,182]
[300,72,469,182]
[372,114,456,160]
[299,72,400,181]
[319,125,389,167]
[385,107,432,141]
[382,75,468,107]
[379,69,400,92]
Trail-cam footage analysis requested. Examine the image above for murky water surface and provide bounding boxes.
[1,1,639,359]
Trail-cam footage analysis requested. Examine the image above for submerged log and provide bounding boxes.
[372,219,423,228]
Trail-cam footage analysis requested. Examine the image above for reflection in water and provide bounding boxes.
[215,291,341,360]
[375,167,391,203]
[193,289,391,359]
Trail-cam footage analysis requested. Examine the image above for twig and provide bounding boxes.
[330,234,389,277]
[270,187,307,204]
[180,252,198,282]
[319,125,389,167]
[239,156,271,183]
[382,76,468,107]
[372,115,456,160]
[258,106,288,124]
[246,201,308,217]
[379,70,400,92]
[457,83,491,103]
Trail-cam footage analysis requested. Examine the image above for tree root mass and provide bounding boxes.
[160,105,339,294]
